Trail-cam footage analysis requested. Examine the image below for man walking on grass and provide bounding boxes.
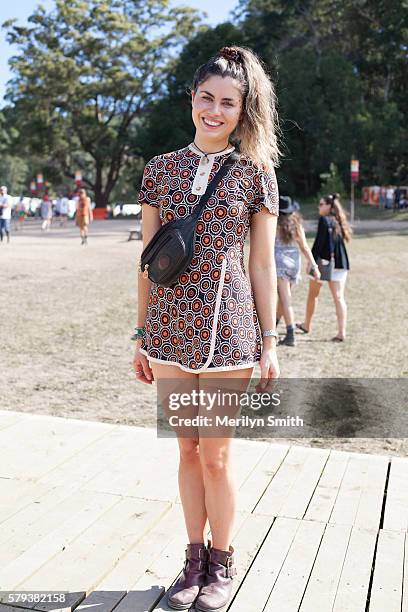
[0,185,13,244]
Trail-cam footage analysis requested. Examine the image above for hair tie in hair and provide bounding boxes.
[218,46,242,64]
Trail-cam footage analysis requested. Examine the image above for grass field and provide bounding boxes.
[1,219,407,456]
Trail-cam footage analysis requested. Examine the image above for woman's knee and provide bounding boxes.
[200,446,230,479]
[309,279,322,297]
[178,438,200,463]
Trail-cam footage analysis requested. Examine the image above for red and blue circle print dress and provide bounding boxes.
[138,143,279,372]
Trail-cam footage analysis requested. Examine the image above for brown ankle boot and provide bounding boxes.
[195,541,237,612]
[167,542,208,610]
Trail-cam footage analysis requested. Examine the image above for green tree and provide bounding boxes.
[3,0,201,206]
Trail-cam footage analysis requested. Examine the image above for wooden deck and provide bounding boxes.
[0,409,407,612]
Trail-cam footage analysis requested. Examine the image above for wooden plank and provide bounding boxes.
[328,454,371,526]
[353,454,388,530]
[383,457,408,531]
[0,413,115,479]
[82,436,178,501]
[37,426,157,490]
[16,498,170,592]
[0,411,28,431]
[0,479,52,524]
[277,448,329,519]
[95,503,185,590]
[66,590,126,612]
[209,512,275,612]
[299,523,352,612]
[228,517,300,611]
[332,527,377,612]
[252,445,313,516]
[0,486,103,562]
[1,591,86,612]
[0,492,122,590]
[369,529,405,612]
[402,532,408,612]
[304,450,350,523]
[236,443,289,513]
[231,439,272,491]
[262,519,326,612]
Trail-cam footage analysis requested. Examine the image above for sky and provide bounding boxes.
[0,0,239,104]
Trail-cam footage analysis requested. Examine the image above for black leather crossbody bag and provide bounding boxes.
[140,151,239,287]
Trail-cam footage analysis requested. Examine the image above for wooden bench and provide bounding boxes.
[127,224,142,241]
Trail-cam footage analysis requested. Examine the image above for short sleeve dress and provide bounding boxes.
[138,143,279,372]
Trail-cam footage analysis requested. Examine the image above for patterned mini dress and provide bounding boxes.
[138,143,279,373]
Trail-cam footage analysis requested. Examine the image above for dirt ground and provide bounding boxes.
[1,217,407,457]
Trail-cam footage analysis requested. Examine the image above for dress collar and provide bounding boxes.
[188,142,235,158]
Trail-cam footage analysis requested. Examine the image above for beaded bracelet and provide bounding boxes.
[131,326,146,341]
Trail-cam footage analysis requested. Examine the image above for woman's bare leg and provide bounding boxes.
[276,296,283,323]
[328,279,347,339]
[302,278,322,331]
[198,367,254,551]
[149,361,207,544]
[277,278,294,326]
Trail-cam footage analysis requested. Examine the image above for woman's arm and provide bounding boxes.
[137,205,161,326]
[249,208,280,382]
[88,198,93,221]
[296,225,320,277]
[311,215,329,260]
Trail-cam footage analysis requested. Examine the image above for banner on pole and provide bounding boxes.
[351,159,359,183]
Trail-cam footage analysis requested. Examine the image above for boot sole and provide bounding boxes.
[195,603,228,612]
[167,595,196,610]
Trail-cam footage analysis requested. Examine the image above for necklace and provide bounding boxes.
[192,141,233,165]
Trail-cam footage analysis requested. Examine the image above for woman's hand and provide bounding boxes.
[257,338,280,392]
[133,340,154,384]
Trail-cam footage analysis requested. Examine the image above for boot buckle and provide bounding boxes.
[198,547,207,560]
[225,556,236,578]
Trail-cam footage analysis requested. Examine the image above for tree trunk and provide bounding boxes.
[93,164,106,208]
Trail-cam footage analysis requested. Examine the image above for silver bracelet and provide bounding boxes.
[262,329,279,339]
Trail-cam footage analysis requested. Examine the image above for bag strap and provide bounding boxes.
[190,151,240,221]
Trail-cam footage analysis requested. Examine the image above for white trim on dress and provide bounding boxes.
[138,351,259,373]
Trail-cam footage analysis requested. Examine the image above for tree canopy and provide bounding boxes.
[2,0,202,205]
[1,0,407,201]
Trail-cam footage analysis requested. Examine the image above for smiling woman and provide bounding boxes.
[133,44,281,612]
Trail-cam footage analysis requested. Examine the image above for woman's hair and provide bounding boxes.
[190,45,281,171]
[277,211,303,244]
[323,193,352,242]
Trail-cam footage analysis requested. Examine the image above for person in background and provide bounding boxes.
[394,186,402,211]
[296,193,352,342]
[16,197,27,230]
[75,188,93,244]
[379,187,386,209]
[41,195,53,231]
[275,196,320,346]
[0,185,13,243]
[386,185,394,209]
[58,193,69,226]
